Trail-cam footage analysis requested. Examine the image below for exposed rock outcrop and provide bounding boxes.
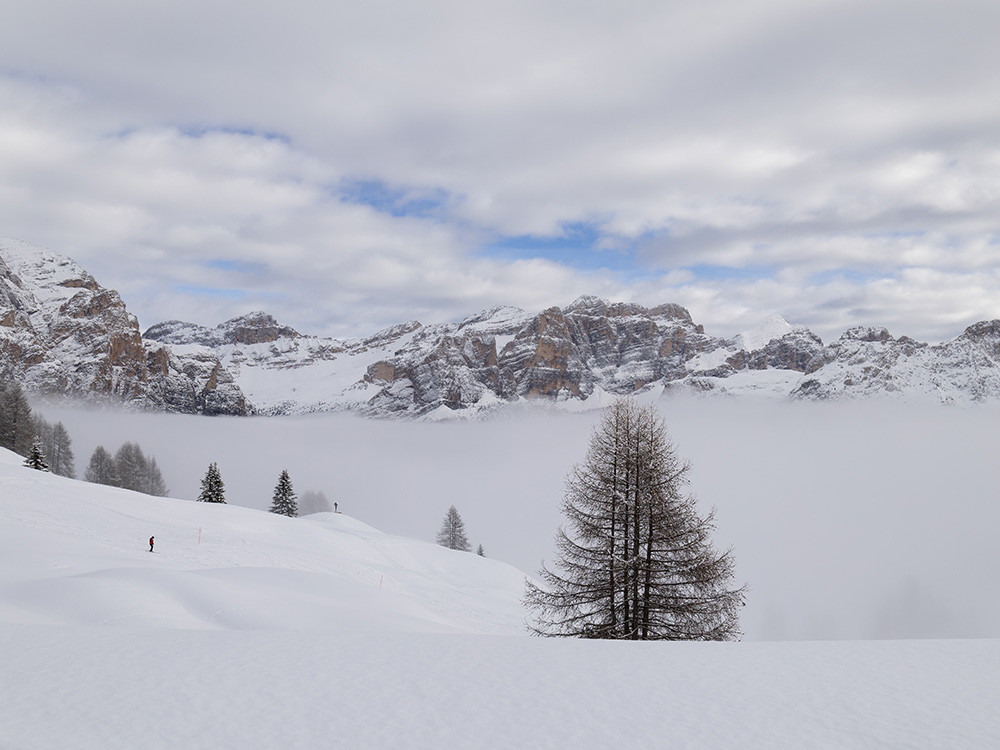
[0,239,250,415]
[7,239,1000,418]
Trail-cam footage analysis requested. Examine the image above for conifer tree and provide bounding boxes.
[23,439,49,471]
[198,462,226,503]
[143,456,168,497]
[436,505,471,551]
[477,544,485,557]
[48,422,75,478]
[114,442,147,492]
[84,445,118,486]
[0,381,34,456]
[268,470,298,517]
[525,398,745,641]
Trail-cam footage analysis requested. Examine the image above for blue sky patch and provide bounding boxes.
[204,259,269,275]
[178,125,291,143]
[685,264,775,282]
[175,284,246,300]
[338,179,450,219]
[482,221,638,274]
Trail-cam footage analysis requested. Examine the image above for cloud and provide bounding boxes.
[1,0,999,340]
[43,400,1000,640]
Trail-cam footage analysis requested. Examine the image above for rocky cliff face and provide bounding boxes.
[792,322,1000,403]
[144,295,1000,416]
[6,240,1000,417]
[0,240,250,415]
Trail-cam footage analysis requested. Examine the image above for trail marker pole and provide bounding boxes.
[198,527,202,544]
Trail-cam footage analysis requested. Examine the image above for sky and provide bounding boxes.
[2,0,1000,342]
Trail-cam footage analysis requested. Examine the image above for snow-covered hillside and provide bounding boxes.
[2,446,998,749]
[0,448,525,633]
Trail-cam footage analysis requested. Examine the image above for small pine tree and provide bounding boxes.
[477,544,485,557]
[436,505,471,551]
[198,462,226,503]
[269,469,298,517]
[23,439,49,471]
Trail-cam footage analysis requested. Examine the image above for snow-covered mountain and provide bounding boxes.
[0,239,250,415]
[5,239,1000,416]
[142,297,827,416]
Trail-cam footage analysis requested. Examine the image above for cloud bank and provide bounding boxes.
[45,400,1000,641]
[2,0,999,340]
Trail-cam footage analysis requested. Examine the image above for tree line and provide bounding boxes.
[1,380,75,478]
[84,442,168,496]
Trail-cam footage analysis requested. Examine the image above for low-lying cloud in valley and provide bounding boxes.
[44,398,1000,641]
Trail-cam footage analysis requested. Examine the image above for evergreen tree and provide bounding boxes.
[268,469,298,517]
[198,462,226,503]
[48,422,75,478]
[32,414,53,462]
[477,544,485,557]
[0,381,34,456]
[143,456,168,497]
[525,398,745,641]
[23,439,49,471]
[436,505,471,551]
[84,445,118,486]
[114,442,147,492]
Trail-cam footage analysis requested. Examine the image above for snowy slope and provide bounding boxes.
[0,448,526,633]
[1,449,998,749]
[732,313,796,352]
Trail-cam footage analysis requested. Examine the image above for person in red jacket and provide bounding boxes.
[149,536,154,552]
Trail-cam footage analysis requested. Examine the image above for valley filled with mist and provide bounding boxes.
[41,396,1000,641]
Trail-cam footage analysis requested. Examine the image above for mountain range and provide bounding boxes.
[3,238,1000,417]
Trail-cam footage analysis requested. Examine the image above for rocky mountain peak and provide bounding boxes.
[457,305,530,334]
[144,312,300,347]
[840,326,895,344]
[216,312,300,345]
[0,240,250,415]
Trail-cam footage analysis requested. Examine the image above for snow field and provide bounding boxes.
[2,445,999,748]
[3,629,998,749]
[0,451,526,633]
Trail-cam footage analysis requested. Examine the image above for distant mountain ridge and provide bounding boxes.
[4,239,1000,417]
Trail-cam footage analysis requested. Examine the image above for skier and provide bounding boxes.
[149,536,154,552]
[334,501,338,513]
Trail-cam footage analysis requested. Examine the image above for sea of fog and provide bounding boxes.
[39,397,1000,642]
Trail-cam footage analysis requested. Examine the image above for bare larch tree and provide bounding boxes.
[525,398,745,640]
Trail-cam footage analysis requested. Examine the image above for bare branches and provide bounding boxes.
[526,398,745,640]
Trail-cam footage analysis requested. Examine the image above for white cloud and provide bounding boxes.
[1,0,999,340]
